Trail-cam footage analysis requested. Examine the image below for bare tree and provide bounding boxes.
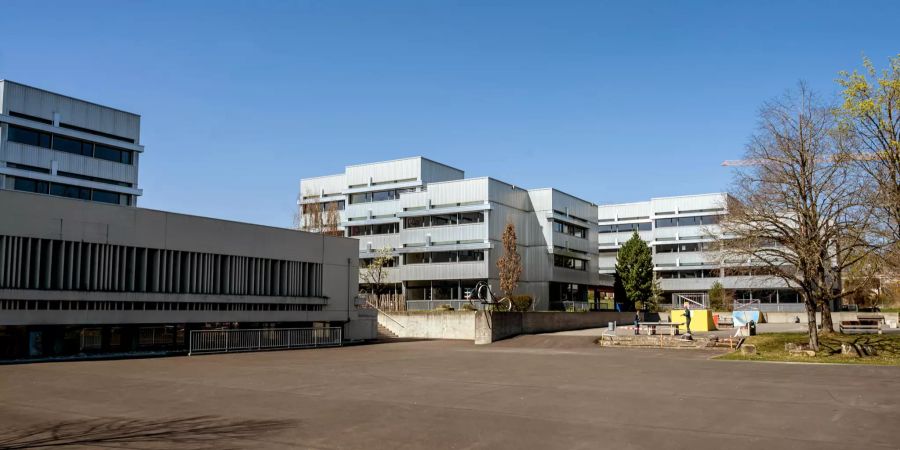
[299,190,324,233]
[717,83,877,350]
[361,247,394,297]
[497,222,522,299]
[836,55,900,245]
[323,201,342,237]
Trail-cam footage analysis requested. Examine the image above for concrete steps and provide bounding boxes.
[377,323,399,339]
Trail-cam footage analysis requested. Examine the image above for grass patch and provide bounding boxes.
[716,332,900,365]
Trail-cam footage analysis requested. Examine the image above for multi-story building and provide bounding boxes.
[0,80,142,206]
[300,157,602,310]
[0,82,374,360]
[597,193,802,311]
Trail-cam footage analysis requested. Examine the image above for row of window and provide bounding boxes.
[0,299,324,312]
[404,250,485,265]
[6,163,133,188]
[13,176,130,205]
[405,279,486,301]
[348,223,399,236]
[7,124,134,165]
[349,188,416,204]
[552,220,588,238]
[655,243,710,253]
[657,269,721,279]
[598,222,652,234]
[554,254,588,271]
[404,211,485,228]
[301,200,345,213]
[654,215,720,228]
[8,111,136,144]
[360,257,400,268]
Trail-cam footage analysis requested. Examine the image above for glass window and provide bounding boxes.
[702,269,720,278]
[430,251,454,263]
[700,215,720,225]
[81,142,94,157]
[8,125,51,148]
[95,144,132,163]
[457,250,484,262]
[617,223,636,233]
[13,177,49,194]
[432,281,456,300]
[372,223,398,234]
[91,189,121,204]
[658,271,678,279]
[656,244,678,253]
[431,214,456,226]
[404,253,428,264]
[553,221,564,233]
[371,190,393,202]
[599,225,616,234]
[573,227,586,238]
[349,192,370,204]
[458,212,484,224]
[405,281,430,300]
[638,222,652,231]
[51,135,84,155]
[655,218,677,228]
[404,216,428,228]
[679,243,700,252]
[50,183,91,200]
[678,216,701,226]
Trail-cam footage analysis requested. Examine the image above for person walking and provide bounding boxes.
[683,301,692,337]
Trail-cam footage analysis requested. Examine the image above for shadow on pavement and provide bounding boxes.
[0,415,295,449]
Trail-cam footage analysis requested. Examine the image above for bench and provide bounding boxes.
[839,320,883,334]
[638,322,684,336]
[717,316,734,328]
[856,314,885,324]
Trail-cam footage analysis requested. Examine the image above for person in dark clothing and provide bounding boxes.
[683,301,692,336]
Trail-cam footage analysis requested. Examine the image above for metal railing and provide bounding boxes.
[405,300,478,311]
[676,293,707,308]
[189,327,342,355]
[733,298,761,311]
[560,301,590,312]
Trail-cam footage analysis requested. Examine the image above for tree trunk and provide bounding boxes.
[819,297,835,335]
[805,297,819,351]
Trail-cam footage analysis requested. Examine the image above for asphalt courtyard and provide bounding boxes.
[1,335,898,450]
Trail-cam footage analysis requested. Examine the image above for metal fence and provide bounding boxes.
[406,300,479,311]
[189,327,342,355]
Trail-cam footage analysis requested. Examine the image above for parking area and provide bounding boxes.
[1,337,898,449]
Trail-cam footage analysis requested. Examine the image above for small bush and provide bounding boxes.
[435,304,455,311]
[510,295,533,312]
[460,303,476,311]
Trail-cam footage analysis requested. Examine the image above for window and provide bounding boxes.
[553,220,588,238]
[59,122,134,143]
[678,216,702,226]
[457,250,484,262]
[458,212,484,224]
[348,223,398,236]
[430,214,455,226]
[349,193,369,204]
[430,251,454,263]
[700,215,720,225]
[655,218,677,228]
[91,189,121,204]
[404,253,428,265]
[637,222,652,231]
[678,243,700,252]
[599,225,616,234]
[13,177,49,194]
[8,125,51,148]
[57,171,133,187]
[94,144,132,164]
[404,216,428,228]
[6,163,50,174]
[50,183,91,200]
[656,244,678,253]
[554,254,587,271]
[702,269,720,278]
[52,135,90,156]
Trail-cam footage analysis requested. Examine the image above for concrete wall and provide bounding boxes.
[377,311,476,340]
[475,311,635,344]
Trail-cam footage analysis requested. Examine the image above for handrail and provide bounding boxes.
[368,300,406,328]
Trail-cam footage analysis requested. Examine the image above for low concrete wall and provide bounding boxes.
[710,311,899,326]
[475,311,635,344]
[377,311,476,340]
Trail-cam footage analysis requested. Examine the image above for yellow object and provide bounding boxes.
[670,309,717,332]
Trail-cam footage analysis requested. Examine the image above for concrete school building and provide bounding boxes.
[0,81,373,360]
[299,157,606,311]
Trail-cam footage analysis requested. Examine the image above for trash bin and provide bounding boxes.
[748,320,757,336]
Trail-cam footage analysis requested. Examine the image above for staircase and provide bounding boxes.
[377,323,399,339]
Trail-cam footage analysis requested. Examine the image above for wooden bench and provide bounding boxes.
[856,314,885,324]
[839,320,883,334]
[638,322,684,336]
[717,316,734,328]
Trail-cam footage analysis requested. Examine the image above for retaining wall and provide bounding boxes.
[377,311,476,340]
[475,311,635,344]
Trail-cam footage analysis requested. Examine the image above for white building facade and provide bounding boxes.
[300,157,602,311]
[0,80,143,206]
[597,193,802,311]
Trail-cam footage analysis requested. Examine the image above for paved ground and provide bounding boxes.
[1,336,899,449]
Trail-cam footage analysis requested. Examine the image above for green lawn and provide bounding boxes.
[716,332,900,365]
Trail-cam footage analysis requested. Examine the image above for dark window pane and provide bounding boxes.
[81,142,94,157]
[638,222,652,231]
[700,215,720,225]
[678,216,702,226]
[8,126,50,148]
[599,225,616,233]
[404,216,427,228]
[458,212,484,224]
[120,150,132,164]
[656,244,678,253]
[404,253,428,264]
[430,251,454,263]
[52,136,84,155]
[372,190,392,202]
[92,190,120,204]
[94,144,123,162]
[457,250,484,262]
[655,218,677,228]
[349,193,368,204]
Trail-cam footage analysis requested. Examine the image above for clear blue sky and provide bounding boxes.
[1,1,897,227]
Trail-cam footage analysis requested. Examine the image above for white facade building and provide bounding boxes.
[0,81,143,206]
[300,157,602,310]
[597,193,802,311]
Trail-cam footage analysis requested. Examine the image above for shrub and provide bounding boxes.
[435,304,455,311]
[460,303,476,311]
[511,295,533,312]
